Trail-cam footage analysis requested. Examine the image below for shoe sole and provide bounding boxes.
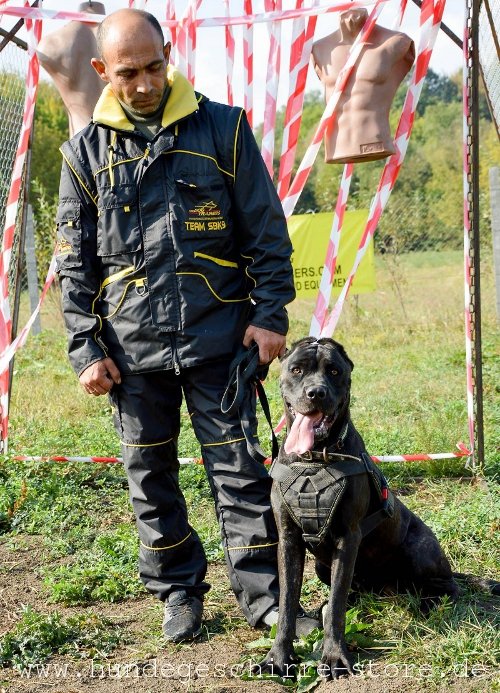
[164,624,203,643]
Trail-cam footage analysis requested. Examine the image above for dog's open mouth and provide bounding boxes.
[284,405,335,454]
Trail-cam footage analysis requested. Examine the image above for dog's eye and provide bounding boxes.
[291,367,302,375]
[331,368,338,375]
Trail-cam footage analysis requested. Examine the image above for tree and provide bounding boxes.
[31,81,68,202]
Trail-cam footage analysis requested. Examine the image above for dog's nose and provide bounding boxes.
[306,386,326,400]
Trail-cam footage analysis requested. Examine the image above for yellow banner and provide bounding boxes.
[287,210,375,297]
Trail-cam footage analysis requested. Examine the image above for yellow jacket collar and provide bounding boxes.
[93,65,199,132]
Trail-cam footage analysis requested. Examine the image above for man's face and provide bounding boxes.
[92,21,171,116]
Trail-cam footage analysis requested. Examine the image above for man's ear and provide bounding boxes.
[164,42,171,64]
[91,58,109,82]
[279,348,290,362]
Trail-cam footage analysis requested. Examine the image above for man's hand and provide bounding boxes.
[79,357,121,396]
[243,325,286,365]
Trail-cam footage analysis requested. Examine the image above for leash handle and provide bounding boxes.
[221,344,260,415]
[221,344,279,463]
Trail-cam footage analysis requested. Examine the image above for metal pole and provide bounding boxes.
[490,168,500,320]
[410,0,462,48]
[24,204,41,335]
[470,0,485,468]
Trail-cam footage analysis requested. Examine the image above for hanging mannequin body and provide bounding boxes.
[311,8,415,164]
[37,2,106,137]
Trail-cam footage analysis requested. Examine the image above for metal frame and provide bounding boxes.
[468,0,485,467]
[411,0,485,468]
[0,0,490,467]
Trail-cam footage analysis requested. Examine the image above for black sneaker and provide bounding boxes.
[163,590,203,642]
[261,604,320,637]
[295,606,321,638]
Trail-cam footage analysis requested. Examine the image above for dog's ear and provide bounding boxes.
[336,342,354,371]
[317,337,354,371]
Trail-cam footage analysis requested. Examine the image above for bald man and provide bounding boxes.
[37,2,106,136]
[54,9,315,644]
[312,7,414,163]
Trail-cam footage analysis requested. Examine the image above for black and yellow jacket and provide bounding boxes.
[55,66,295,376]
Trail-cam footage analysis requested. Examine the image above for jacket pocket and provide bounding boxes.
[55,202,82,272]
[193,251,238,268]
[100,274,147,321]
[175,175,232,240]
[97,198,142,256]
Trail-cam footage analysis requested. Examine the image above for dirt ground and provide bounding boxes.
[0,538,495,693]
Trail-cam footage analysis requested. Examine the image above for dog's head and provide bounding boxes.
[279,337,353,454]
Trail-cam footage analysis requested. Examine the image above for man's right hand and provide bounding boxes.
[79,357,121,396]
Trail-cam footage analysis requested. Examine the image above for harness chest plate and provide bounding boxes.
[270,452,395,547]
[280,466,348,546]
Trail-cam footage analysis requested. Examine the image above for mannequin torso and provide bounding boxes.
[37,2,106,137]
[312,9,415,163]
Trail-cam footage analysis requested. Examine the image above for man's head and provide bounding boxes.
[91,9,171,116]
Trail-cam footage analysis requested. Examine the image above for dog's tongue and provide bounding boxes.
[284,411,324,454]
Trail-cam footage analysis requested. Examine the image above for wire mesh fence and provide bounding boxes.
[479,0,500,136]
[0,40,28,307]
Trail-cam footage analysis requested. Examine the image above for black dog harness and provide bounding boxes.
[269,447,395,547]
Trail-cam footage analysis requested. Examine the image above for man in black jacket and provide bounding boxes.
[55,8,296,642]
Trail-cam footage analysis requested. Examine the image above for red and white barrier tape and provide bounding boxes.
[12,444,472,466]
[242,0,254,128]
[0,6,42,452]
[281,0,387,219]
[277,0,318,200]
[165,0,177,58]
[462,5,475,463]
[175,0,202,85]
[224,0,235,106]
[394,0,409,28]
[310,0,408,337]
[0,1,374,28]
[0,257,56,376]
[320,0,446,337]
[261,0,282,177]
[309,163,353,337]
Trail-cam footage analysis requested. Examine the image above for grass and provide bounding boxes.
[0,606,122,670]
[2,247,499,686]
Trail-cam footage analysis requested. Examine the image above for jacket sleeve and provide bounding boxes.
[55,152,107,376]
[232,112,295,336]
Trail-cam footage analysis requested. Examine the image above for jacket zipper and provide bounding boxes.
[170,335,181,375]
[139,140,180,375]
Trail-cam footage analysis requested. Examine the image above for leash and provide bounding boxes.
[221,344,279,464]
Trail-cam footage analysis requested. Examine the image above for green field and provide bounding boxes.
[0,248,498,692]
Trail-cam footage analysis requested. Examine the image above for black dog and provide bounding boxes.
[259,337,459,680]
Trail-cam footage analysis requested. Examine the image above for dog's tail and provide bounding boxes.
[453,572,500,595]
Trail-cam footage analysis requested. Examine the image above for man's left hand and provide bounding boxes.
[243,325,286,365]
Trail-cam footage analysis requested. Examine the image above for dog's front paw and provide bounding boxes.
[318,644,355,679]
[251,649,297,679]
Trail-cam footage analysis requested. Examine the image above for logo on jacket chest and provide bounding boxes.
[185,201,226,232]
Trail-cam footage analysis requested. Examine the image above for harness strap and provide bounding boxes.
[360,452,395,536]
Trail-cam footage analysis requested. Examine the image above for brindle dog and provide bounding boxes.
[259,337,459,680]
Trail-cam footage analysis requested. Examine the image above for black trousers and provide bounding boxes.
[109,361,279,626]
